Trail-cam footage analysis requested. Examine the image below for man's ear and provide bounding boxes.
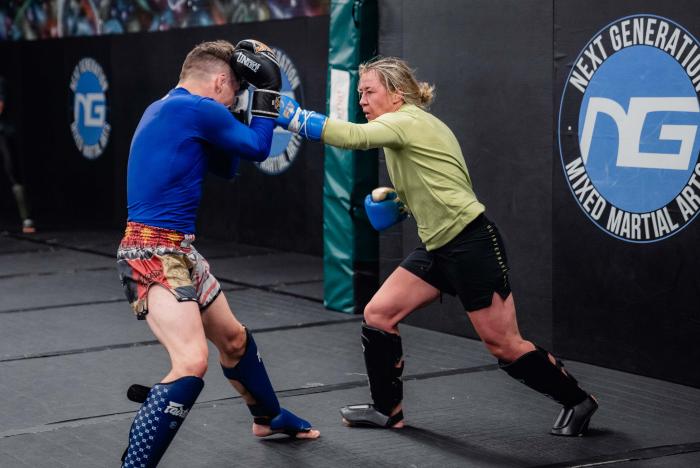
[214,73,227,93]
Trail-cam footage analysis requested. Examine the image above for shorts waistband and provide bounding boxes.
[463,213,488,233]
[121,222,195,248]
[436,213,489,251]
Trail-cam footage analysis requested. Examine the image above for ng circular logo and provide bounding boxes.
[255,48,303,175]
[69,58,111,160]
[559,14,700,242]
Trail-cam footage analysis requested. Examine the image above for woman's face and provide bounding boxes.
[358,70,404,121]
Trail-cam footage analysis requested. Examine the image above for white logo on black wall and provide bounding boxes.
[558,14,700,242]
[70,58,111,160]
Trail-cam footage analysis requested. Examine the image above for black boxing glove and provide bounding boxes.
[230,87,251,125]
[231,39,282,118]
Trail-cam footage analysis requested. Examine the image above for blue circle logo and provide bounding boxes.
[559,15,700,242]
[69,58,111,160]
[255,48,303,175]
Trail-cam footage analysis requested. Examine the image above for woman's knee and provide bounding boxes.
[483,340,509,361]
[483,336,534,362]
[363,300,401,332]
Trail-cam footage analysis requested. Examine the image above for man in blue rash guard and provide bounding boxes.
[117,40,319,468]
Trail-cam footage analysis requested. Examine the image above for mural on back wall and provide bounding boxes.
[0,0,328,40]
[559,14,700,243]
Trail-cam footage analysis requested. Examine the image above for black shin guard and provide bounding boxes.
[361,323,404,416]
[499,346,587,406]
[499,346,596,436]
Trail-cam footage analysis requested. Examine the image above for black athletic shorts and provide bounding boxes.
[399,214,511,311]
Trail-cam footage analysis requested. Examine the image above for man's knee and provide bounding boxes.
[219,327,247,362]
[178,348,209,377]
[185,360,208,378]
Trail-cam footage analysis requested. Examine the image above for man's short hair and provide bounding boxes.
[180,40,235,81]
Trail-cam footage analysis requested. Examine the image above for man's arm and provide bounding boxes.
[199,38,282,169]
[198,99,274,163]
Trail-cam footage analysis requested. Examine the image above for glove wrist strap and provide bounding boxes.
[251,89,281,118]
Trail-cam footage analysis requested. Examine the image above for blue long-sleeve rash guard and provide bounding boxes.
[127,87,273,233]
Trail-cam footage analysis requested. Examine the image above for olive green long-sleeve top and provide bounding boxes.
[322,104,485,251]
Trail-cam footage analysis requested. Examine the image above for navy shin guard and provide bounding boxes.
[122,376,203,468]
[221,328,281,418]
[221,328,311,434]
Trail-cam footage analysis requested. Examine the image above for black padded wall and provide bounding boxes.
[553,1,700,387]
[0,16,328,255]
[0,45,25,222]
[1,37,116,228]
[378,0,555,348]
[377,0,700,388]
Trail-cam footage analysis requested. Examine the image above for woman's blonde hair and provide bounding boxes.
[359,56,434,108]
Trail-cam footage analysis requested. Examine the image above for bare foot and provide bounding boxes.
[252,422,321,439]
[388,406,404,428]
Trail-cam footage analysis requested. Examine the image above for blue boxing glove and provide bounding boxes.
[275,95,327,141]
[365,187,409,231]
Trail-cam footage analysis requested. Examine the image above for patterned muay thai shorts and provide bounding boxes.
[116,222,221,319]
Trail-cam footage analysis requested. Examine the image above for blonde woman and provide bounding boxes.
[276,57,597,436]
